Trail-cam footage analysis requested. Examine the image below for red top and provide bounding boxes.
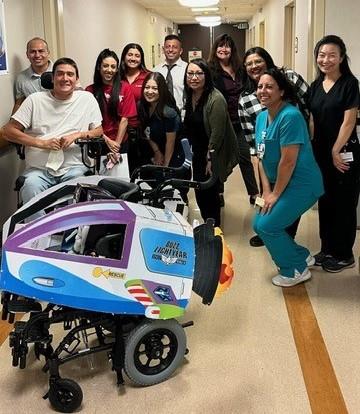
[123,70,150,127]
[85,82,137,141]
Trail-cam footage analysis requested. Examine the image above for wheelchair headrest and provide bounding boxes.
[41,71,54,89]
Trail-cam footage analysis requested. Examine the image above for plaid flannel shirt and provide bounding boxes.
[239,69,309,147]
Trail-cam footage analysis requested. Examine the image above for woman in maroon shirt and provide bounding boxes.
[86,48,137,167]
[120,43,152,171]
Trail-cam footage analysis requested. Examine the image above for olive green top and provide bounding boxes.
[203,88,240,183]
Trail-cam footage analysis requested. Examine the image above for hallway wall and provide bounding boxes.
[62,0,175,87]
[0,0,45,226]
[248,0,360,82]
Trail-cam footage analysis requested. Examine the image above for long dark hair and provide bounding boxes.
[314,35,353,79]
[138,72,178,128]
[208,33,242,73]
[260,67,298,106]
[184,58,214,111]
[120,43,147,79]
[242,47,276,93]
[92,48,121,121]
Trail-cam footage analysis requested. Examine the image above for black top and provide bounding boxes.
[147,105,183,167]
[184,103,208,156]
[308,74,359,158]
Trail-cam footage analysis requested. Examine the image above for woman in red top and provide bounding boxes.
[120,43,151,171]
[86,48,137,165]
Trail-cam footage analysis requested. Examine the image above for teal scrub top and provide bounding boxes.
[255,103,323,196]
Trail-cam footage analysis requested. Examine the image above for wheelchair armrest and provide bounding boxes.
[14,176,26,192]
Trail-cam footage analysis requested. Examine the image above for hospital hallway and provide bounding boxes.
[0,167,359,414]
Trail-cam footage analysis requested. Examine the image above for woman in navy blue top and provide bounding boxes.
[138,72,183,168]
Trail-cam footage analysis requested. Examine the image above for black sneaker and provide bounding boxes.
[313,251,331,266]
[322,256,355,273]
[249,235,264,247]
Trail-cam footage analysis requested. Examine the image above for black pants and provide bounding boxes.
[218,124,258,196]
[126,128,152,175]
[193,155,221,227]
[317,154,360,259]
[235,124,259,196]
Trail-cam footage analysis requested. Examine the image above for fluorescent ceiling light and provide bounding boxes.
[200,21,221,27]
[179,0,219,7]
[195,15,221,23]
[191,7,219,12]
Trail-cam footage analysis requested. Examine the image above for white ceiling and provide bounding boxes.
[134,0,267,24]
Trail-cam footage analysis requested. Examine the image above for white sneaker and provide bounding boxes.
[272,268,312,287]
[306,255,315,267]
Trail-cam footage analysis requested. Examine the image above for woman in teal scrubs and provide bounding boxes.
[253,68,324,287]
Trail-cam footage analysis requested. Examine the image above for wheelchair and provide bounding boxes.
[0,148,234,413]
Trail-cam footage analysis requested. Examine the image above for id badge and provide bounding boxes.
[340,151,354,162]
[257,143,265,159]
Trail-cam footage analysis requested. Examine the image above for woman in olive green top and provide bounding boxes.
[183,58,239,226]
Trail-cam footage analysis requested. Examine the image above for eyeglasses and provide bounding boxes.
[244,59,265,68]
[186,72,205,79]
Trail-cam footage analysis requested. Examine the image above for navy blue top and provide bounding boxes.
[148,105,183,167]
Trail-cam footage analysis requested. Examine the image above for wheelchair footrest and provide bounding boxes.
[7,300,42,314]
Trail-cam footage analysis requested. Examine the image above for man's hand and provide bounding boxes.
[60,132,81,149]
[39,137,62,150]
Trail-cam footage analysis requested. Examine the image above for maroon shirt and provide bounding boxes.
[221,70,242,124]
[85,82,137,141]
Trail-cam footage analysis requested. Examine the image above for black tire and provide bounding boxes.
[124,319,186,386]
[48,378,83,413]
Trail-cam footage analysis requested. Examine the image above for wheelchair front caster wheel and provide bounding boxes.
[48,378,83,413]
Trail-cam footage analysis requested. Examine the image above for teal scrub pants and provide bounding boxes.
[253,187,318,278]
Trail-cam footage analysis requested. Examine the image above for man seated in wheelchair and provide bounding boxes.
[2,57,103,212]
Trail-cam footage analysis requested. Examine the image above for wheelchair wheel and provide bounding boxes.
[124,319,186,386]
[48,378,83,413]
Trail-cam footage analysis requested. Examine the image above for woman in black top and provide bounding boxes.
[307,35,360,272]
[208,34,258,206]
[138,72,183,168]
[183,58,238,227]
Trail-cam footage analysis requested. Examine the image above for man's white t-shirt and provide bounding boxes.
[12,90,102,176]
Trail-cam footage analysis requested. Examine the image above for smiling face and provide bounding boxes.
[163,39,182,65]
[244,53,267,83]
[99,57,118,85]
[186,63,206,94]
[316,43,343,76]
[256,74,283,110]
[143,78,159,105]
[216,43,231,62]
[26,39,50,72]
[124,48,142,71]
[53,64,78,100]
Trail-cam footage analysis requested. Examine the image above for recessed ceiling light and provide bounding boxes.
[195,15,221,23]
[200,21,221,27]
[191,7,219,12]
[179,0,219,7]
